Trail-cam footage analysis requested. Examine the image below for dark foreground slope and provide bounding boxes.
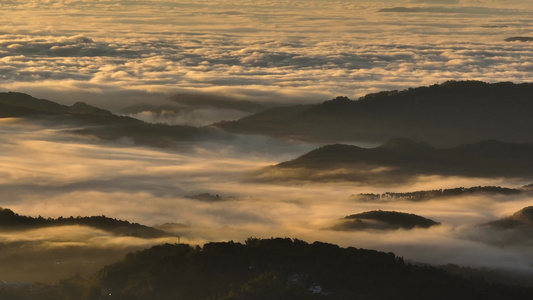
[256,139,533,184]
[64,238,533,300]
[0,92,228,147]
[216,81,533,146]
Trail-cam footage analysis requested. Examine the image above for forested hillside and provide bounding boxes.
[216,81,533,146]
[62,238,533,300]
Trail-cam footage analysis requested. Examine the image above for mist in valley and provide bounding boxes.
[1,118,533,284]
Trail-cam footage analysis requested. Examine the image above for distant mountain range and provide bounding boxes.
[0,92,228,147]
[5,81,533,148]
[216,81,533,146]
[256,138,533,184]
[0,207,168,238]
[328,210,440,231]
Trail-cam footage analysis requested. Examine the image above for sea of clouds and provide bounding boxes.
[1,0,533,120]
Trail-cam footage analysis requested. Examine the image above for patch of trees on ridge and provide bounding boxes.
[0,207,167,238]
[353,185,524,202]
[60,237,533,300]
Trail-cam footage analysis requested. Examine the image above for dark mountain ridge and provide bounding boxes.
[216,81,533,146]
[0,92,112,116]
[0,207,168,238]
[0,92,229,147]
[258,138,533,183]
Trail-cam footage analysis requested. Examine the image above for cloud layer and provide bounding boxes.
[1,0,533,115]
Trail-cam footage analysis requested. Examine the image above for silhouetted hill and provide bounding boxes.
[0,207,168,238]
[0,92,229,147]
[329,210,439,231]
[63,238,533,299]
[257,139,533,184]
[0,92,71,114]
[216,81,533,146]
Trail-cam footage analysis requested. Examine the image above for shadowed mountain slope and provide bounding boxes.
[256,139,533,184]
[216,81,533,146]
[0,92,229,147]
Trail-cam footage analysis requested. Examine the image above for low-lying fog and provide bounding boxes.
[1,119,532,282]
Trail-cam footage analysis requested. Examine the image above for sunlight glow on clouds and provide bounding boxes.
[1,0,533,110]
